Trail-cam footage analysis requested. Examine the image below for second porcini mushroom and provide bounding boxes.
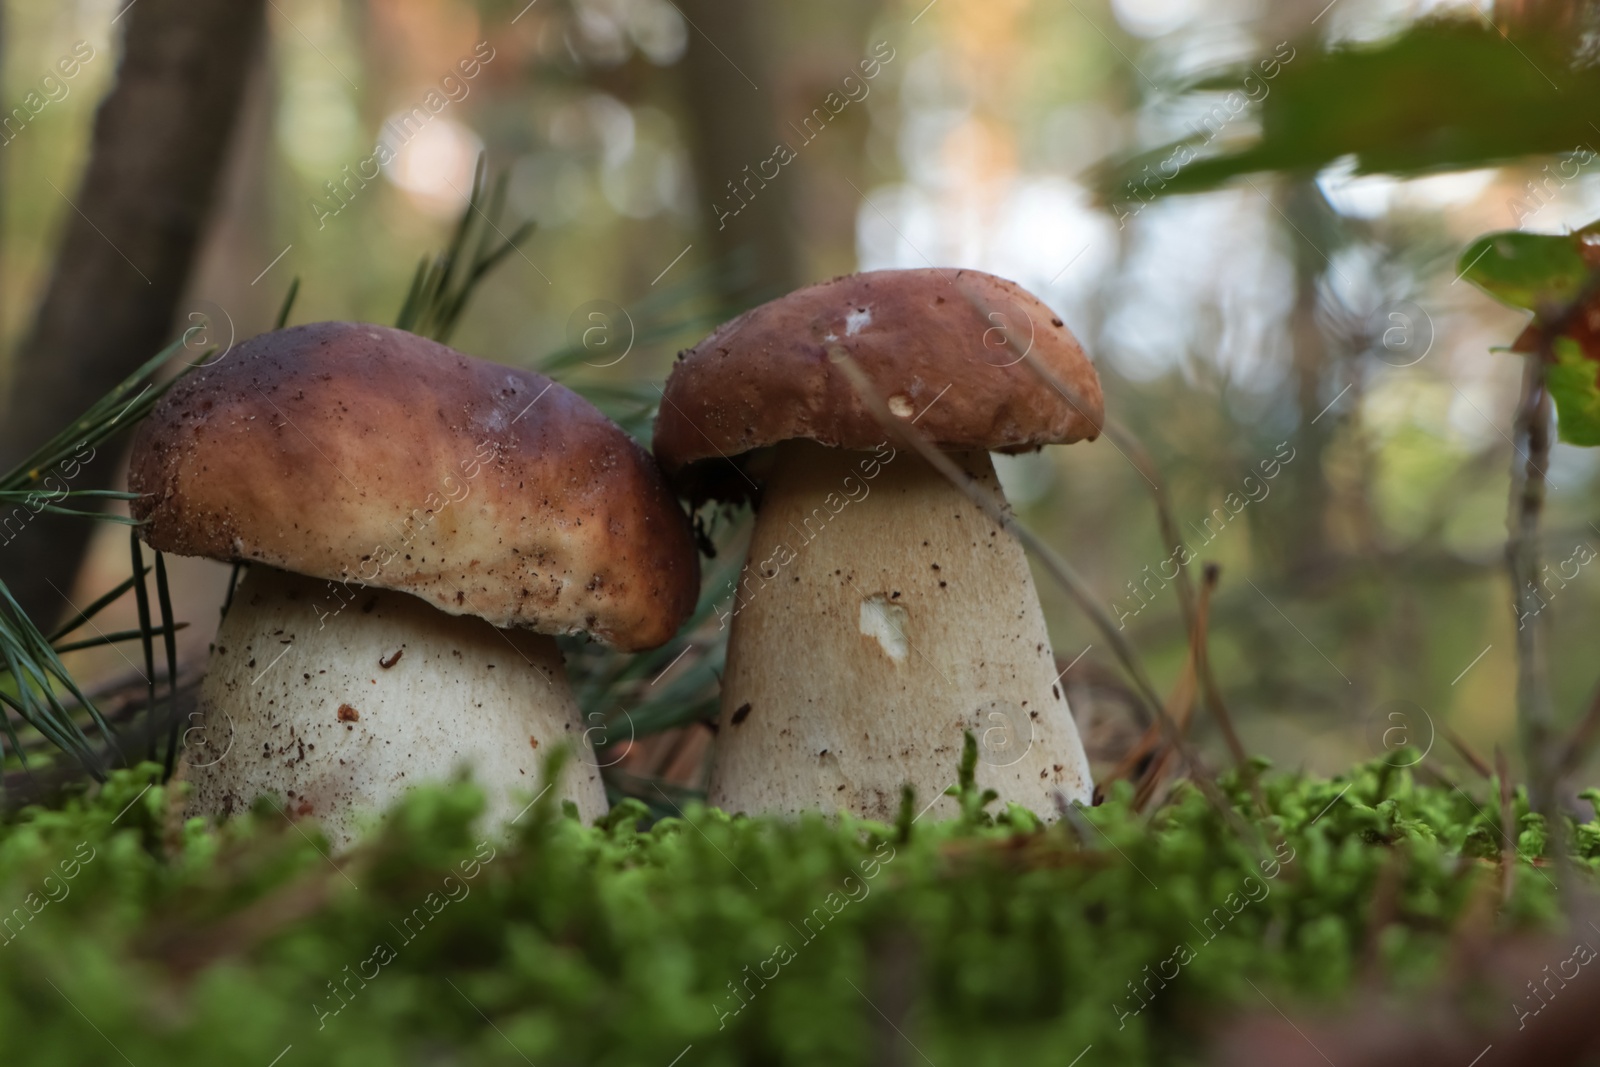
[654,268,1102,821]
[130,322,700,848]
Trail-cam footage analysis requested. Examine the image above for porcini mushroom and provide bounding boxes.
[131,322,699,847]
[654,268,1101,820]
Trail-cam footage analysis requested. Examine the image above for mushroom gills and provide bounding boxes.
[709,439,1093,821]
[186,565,608,849]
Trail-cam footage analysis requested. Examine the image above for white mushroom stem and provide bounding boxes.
[184,565,608,849]
[708,439,1093,821]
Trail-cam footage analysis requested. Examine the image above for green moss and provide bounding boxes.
[0,747,1585,1066]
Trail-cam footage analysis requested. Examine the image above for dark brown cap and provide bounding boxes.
[653,268,1102,499]
[130,322,699,651]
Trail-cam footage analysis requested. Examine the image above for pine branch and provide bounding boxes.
[0,335,196,781]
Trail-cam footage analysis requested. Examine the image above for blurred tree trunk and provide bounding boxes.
[676,0,799,308]
[0,0,266,626]
[782,0,886,281]
[1280,181,1339,580]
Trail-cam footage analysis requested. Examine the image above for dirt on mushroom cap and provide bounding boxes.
[129,321,699,652]
[652,268,1103,501]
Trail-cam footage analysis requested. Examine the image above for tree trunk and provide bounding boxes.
[0,0,266,626]
[675,0,799,308]
[1279,180,1338,580]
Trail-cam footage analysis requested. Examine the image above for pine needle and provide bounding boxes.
[0,334,197,781]
[154,552,180,777]
[130,530,158,763]
[394,156,534,344]
[275,277,301,330]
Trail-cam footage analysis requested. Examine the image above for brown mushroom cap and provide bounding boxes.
[130,321,699,651]
[653,268,1102,500]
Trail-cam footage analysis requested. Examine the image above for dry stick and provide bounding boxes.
[1509,285,1599,903]
[980,297,1259,793]
[1442,725,1493,780]
[955,284,1196,730]
[823,351,1164,730]
[1508,352,1556,816]
[1131,662,1198,812]
[1104,573,1220,792]
[1120,567,1237,812]
[829,351,1260,847]
[831,352,1162,719]
[1553,677,1600,780]
[1104,417,1199,636]
[1411,761,1460,792]
[1106,591,1208,802]
[1194,564,1272,818]
[1194,564,1248,769]
[1509,276,1600,908]
[1102,716,1163,789]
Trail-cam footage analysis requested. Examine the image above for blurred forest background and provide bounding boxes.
[1,0,1595,790]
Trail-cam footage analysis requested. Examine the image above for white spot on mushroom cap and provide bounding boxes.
[859,594,908,663]
[888,394,914,418]
[845,307,872,336]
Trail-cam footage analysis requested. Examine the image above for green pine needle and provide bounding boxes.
[0,334,198,782]
[394,155,534,344]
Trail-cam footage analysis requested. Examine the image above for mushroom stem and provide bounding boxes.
[186,565,608,848]
[709,439,1092,820]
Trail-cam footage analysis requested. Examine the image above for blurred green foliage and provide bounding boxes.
[1459,229,1594,314]
[1460,223,1600,445]
[1098,19,1594,203]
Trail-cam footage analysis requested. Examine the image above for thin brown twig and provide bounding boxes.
[829,349,1261,848]
[1553,674,1600,780]
[1103,580,1217,795]
[1503,272,1600,877]
[821,347,1167,731]
[1110,564,1251,816]
[1508,354,1556,812]
[1442,725,1493,780]
[1104,415,1199,636]
[1194,564,1247,769]
[958,282,1266,813]
[962,282,1199,644]
[1131,652,1199,811]
[954,282,1198,735]
[1191,564,1271,820]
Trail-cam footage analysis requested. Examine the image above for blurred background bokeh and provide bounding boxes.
[2,0,1592,790]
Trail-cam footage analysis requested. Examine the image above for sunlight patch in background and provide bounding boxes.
[1110,0,1218,39]
[505,91,689,228]
[381,116,483,217]
[565,0,688,67]
[1317,157,1499,220]
[1103,190,1293,388]
[855,177,1118,332]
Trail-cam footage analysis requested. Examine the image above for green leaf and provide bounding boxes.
[1457,230,1590,312]
[1457,222,1600,447]
[1547,336,1600,446]
[1096,20,1587,203]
